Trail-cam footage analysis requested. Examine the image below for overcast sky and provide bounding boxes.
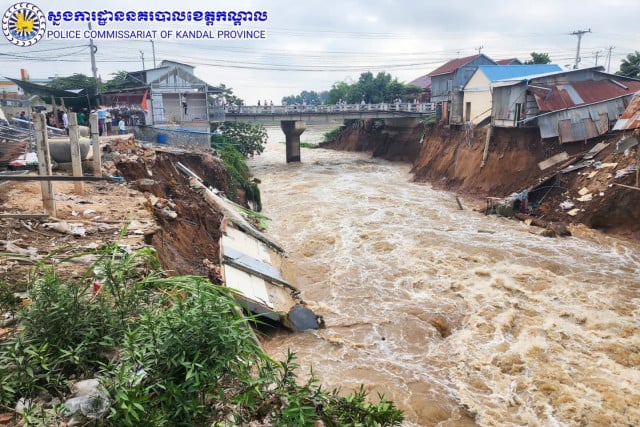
[1,0,638,104]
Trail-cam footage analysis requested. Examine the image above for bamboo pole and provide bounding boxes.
[33,112,56,216]
[480,126,492,168]
[636,145,640,188]
[68,112,84,195]
[90,112,102,176]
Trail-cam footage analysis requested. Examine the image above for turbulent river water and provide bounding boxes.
[247,126,640,427]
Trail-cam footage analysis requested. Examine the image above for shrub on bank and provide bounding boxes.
[0,242,403,426]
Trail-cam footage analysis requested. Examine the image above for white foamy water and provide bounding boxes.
[248,126,640,427]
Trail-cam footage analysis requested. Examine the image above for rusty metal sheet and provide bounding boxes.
[533,80,640,112]
[613,92,640,130]
[583,118,599,140]
[598,112,609,134]
[558,119,574,143]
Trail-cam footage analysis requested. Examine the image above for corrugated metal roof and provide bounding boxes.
[496,58,522,65]
[613,91,640,130]
[427,54,482,77]
[478,64,562,82]
[409,74,432,88]
[533,80,640,112]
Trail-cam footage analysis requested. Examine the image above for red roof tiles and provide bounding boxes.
[427,54,482,77]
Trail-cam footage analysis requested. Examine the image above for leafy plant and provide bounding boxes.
[217,143,262,211]
[323,126,346,142]
[0,234,404,426]
[300,142,319,149]
[211,121,268,158]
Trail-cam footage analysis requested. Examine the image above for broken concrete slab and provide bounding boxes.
[538,152,569,170]
[583,142,608,160]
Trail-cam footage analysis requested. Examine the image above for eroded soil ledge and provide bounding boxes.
[321,120,640,240]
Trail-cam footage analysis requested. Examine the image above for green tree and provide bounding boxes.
[327,72,423,104]
[103,71,139,91]
[616,51,640,78]
[212,83,244,106]
[327,81,351,104]
[47,73,100,108]
[524,52,551,64]
[211,122,267,158]
[282,90,328,106]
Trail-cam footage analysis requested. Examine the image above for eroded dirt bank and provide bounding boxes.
[0,137,239,287]
[322,121,640,240]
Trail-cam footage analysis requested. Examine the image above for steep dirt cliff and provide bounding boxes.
[322,120,640,240]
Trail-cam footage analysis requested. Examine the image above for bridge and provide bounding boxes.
[210,103,436,162]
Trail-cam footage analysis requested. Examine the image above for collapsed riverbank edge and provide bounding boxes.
[320,119,640,240]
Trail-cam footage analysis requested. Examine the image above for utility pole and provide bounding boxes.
[88,23,98,108]
[570,29,591,69]
[476,45,483,55]
[594,50,602,66]
[606,46,615,73]
[88,23,98,80]
[150,40,156,68]
[139,50,145,70]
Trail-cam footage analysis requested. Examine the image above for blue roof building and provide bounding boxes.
[460,64,562,125]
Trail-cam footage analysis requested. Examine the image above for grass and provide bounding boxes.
[300,142,320,149]
[0,235,404,426]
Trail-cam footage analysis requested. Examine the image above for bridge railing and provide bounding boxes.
[214,102,435,116]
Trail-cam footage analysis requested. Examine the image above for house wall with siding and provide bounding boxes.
[461,71,492,124]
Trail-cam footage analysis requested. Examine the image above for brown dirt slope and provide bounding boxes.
[0,137,239,287]
[324,120,640,240]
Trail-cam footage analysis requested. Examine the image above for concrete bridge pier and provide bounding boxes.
[281,120,306,163]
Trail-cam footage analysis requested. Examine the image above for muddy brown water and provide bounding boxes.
[247,126,640,427]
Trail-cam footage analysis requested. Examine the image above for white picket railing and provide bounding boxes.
[220,102,435,115]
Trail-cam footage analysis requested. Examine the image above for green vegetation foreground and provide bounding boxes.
[0,240,403,426]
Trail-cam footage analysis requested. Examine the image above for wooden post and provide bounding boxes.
[90,112,101,176]
[636,145,639,188]
[68,112,84,195]
[33,112,56,216]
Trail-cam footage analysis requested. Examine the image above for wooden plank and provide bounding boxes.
[538,152,569,170]
[0,175,113,181]
[0,214,50,219]
[34,112,56,216]
[583,142,608,160]
[69,112,84,195]
[612,183,640,191]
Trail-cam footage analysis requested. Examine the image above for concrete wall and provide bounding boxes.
[132,124,211,147]
[463,71,492,125]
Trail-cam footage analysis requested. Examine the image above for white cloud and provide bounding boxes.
[1,0,638,103]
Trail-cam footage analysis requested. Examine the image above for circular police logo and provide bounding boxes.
[2,3,46,46]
